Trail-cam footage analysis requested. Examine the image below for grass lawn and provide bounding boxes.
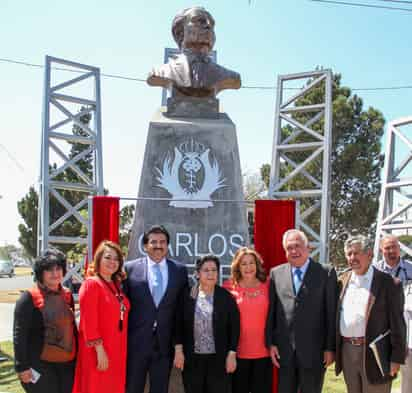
[324,365,400,392]
[0,341,23,393]
[0,340,401,393]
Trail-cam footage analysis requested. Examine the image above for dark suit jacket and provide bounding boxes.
[124,257,188,358]
[175,285,240,369]
[265,259,338,369]
[335,267,406,384]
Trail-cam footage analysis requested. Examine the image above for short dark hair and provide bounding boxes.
[33,249,67,283]
[195,254,220,273]
[143,225,170,245]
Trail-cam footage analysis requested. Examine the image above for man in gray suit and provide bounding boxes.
[266,229,338,393]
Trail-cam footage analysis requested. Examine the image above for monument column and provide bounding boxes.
[128,6,249,271]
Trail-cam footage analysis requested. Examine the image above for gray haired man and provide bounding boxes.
[335,235,406,393]
[266,229,338,393]
[374,235,412,392]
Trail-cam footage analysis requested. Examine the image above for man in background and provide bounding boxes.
[374,234,412,392]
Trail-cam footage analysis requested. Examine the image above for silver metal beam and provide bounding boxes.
[374,116,412,261]
[37,55,103,255]
[269,70,333,264]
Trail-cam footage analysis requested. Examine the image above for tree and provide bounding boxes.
[17,186,38,259]
[260,73,385,266]
[0,244,18,260]
[17,106,137,259]
[18,110,94,259]
[243,171,267,201]
[119,204,135,254]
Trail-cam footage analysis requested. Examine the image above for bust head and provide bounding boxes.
[172,7,216,54]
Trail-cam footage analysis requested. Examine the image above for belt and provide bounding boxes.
[342,336,365,346]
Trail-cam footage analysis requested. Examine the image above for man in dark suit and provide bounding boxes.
[124,225,188,393]
[335,235,406,393]
[266,229,338,393]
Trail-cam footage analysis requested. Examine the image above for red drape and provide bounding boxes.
[254,199,296,393]
[91,196,120,255]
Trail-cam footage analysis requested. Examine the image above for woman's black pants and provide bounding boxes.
[183,353,230,393]
[232,357,273,393]
[21,360,75,393]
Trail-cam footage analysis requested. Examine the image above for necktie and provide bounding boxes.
[188,54,210,88]
[293,268,303,294]
[152,264,164,307]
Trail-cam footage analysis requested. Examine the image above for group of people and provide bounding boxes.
[13,226,412,393]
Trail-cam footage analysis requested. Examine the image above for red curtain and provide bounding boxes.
[254,199,296,393]
[91,196,120,255]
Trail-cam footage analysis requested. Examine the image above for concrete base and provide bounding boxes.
[167,96,219,119]
[128,109,249,269]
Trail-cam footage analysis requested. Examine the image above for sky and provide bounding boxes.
[1,0,412,247]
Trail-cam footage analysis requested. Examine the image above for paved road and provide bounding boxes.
[0,303,14,341]
[0,275,33,291]
[0,276,32,342]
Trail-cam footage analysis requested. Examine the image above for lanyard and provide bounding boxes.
[98,275,126,331]
[395,265,402,278]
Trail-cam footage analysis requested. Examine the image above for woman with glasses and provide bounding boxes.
[223,247,272,393]
[13,249,77,393]
[174,254,240,393]
[72,241,130,393]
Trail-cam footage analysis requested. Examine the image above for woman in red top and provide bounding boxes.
[223,247,272,393]
[72,241,130,393]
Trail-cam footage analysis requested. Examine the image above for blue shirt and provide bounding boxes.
[374,258,412,283]
[292,258,311,280]
[291,258,311,294]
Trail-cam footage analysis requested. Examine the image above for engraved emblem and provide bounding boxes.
[155,139,226,208]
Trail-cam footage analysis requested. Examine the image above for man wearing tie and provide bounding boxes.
[124,225,188,393]
[266,229,338,393]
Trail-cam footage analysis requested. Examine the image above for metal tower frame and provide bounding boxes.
[374,116,412,259]
[269,70,333,263]
[38,55,103,255]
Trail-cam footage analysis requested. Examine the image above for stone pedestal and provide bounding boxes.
[128,109,249,269]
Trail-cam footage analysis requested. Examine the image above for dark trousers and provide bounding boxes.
[183,354,230,393]
[278,351,325,393]
[21,360,74,393]
[126,333,172,393]
[233,357,273,393]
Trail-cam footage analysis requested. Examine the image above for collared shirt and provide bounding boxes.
[291,258,310,294]
[147,256,168,300]
[375,258,412,348]
[340,265,374,338]
[374,258,412,283]
[291,258,311,281]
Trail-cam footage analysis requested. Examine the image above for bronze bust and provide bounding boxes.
[147,7,241,98]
